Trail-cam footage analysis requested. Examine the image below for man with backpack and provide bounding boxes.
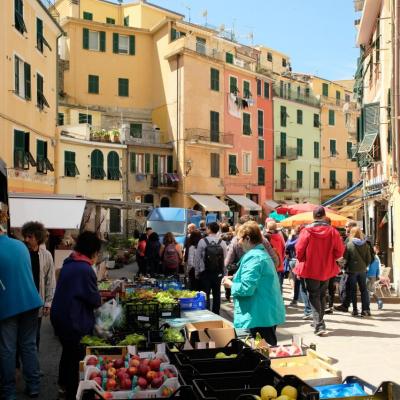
[194,222,227,314]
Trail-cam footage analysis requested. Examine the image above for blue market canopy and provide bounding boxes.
[322,181,363,207]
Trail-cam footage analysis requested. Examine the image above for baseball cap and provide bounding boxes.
[313,206,326,219]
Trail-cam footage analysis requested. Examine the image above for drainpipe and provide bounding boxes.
[176,54,181,205]
[395,0,400,184]
[125,145,129,237]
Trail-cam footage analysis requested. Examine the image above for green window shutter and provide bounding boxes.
[230,76,237,94]
[258,110,264,136]
[14,130,26,168]
[130,152,136,173]
[296,170,303,188]
[347,171,353,187]
[167,155,173,173]
[83,28,89,49]
[257,80,261,96]
[145,154,151,173]
[64,151,77,177]
[280,162,287,187]
[314,141,319,158]
[313,171,319,189]
[264,82,270,99]
[37,140,45,160]
[58,113,64,126]
[243,81,250,98]
[297,138,303,156]
[210,153,219,178]
[106,17,115,24]
[280,132,287,157]
[107,151,120,180]
[124,16,129,27]
[24,62,31,100]
[171,28,177,41]
[153,154,159,174]
[347,142,353,159]
[210,68,219,91]
[330,140,336,156]
[228,154,237,175]
[297,109,303,124]
[91,150,104,179]
[329,170,336,189]
[313,113,320,127]
[280,106,287,127]
[329,109,335,125]
[15,56,19,95]
[258,139,264,159]
[99,31,106,52]
[88,75,99,94]
[226,52,233,64]
[210,111,219,142]
[130,123,142,138]
[36,18,43,51]
[336,90,341,100]
[37,74,43,107]
[129,35,135,55]
[83,11,93,20]
[118,78,129,97]
[322,82,329,97]
[243,113,251,135]
[258,167,265,185]
[113,33,119,53]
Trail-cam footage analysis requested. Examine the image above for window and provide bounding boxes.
[296,138,303,156]
[106,17,115,24]
[296,170,303,189]
[170,28,186,41]
[282,58,287,67]
[109,202,121,233]
[113,33,135,55]
[279,81,284,97]
[130,123,142,138]
[280,162,287,189]
[347,142,353,159]
[267,52,273,62]
[243,113,251,135]
[258,167,265,185]
[257,80,261,96]
[347,171,353,188]
[91,150,105,179]
[243,81,251,98]
[345,93,351,102]
[313,171,319,189]
[336,90,341,104]
[257,110,264,136]
[130,152,144,173]
[167,155,173,173]
[14,130,35,169]
[297,109,303,124]
[313,113,320,128]
[145,153,151,173]
[329,139,337,156]
[153,154,159,174]
[328,109,335,126]
[297,86,301,98]
[83,29,105,52]
[88,75,99,94]
[305,87,310,97]
[322,82,329,97]
[36,18,51,53]
[229,76,238,94]
[58,113,64,126]
[14,0,27,34]
[64,151,79,177]
[36,139,46,173]
[210,111,219,142]
[83,11,93,20]
[210,153,220,178]
[107,151,121,180]
[226,52,234,64]
[228,154,238,175]
[118,78,129,97]
[36,74,49,110]
[210,68,219,91]
[280,132,287,157]
[258,139,264,159]
[124,16,129,26]
[243,152,251,174]
[313,141,319,158]
[79,113,92,124]
[196,37,206,54]
[14,56,31,100]
[280,106,287,127]
[329,170,336,189]
[264,82,270,99]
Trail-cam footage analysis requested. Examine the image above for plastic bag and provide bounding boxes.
[94,299,124,338]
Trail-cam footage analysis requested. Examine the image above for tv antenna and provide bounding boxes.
[202,9,208,26]
[182,3,191,23]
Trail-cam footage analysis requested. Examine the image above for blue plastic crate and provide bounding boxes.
[315,383,368,399]
[179,292,206,310]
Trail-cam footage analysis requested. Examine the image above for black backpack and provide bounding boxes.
[203,238,224,274]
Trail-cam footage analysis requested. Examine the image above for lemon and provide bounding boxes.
[260,385,277,400]
[215,352,226,359]
[281,385,297,399]
[276,396,290,400]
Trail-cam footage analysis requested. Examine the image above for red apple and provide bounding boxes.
[107,367,116,378]
[131,355,140,361]
[149,358,161,371]
[93,377,102,386]
[113,359,124,369]
[89,371,99,380]
[151,376,163,388]
[141,358,150,365]
[86,356,98,366]
[106,378,117,391]
[138,376,148,389]
[120,377,132,390]
[146,370,157,382]
[127,367,138,377]
[103,392,113,399]
[129,359,140,368]
[138,364,150,376]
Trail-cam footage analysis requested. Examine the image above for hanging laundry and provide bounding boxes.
[242,99,249,109]
[228,93,241,118]
[136,173,145,182]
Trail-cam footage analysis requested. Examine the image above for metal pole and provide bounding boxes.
[362,167,369,236]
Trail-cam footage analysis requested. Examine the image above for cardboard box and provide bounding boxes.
[185,320,236,348]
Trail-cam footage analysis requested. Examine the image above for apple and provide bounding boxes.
[141,358,150,365]
[86,356,98,366]
[138,364,150,376]
[151,376,163,388]
[103,392,113,399]
[146,370,157,382]
[138,376,148,389]
[107,368,116,378]
[113,359,124,369]
[89,371,100,380]
[131,355,140,361]
[93,377,102,386]
[162,387,173,397]
[127,367,138,377]
[106,362,114,370]
[106,378,117,391]
[129,359,140,368]
[120,377,132,390]
[149,359,161,371]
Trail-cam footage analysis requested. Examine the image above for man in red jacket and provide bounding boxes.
[295,206,345,336]
[265,221,286,290]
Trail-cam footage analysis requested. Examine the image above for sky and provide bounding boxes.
[147,0,360,81]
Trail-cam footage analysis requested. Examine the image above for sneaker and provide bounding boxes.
[352,310,360,317]
[334,305,348,312]
[324,307,333,314]
[361,310,371,317]
[302,313,313,320]
[289,300,298,306]
[377,299,383,310]
[314,327,327,336]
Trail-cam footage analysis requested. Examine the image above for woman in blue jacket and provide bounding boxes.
[223,221,285,345]
[51,231,101,400]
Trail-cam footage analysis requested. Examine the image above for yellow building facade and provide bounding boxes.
[0,0,62,194]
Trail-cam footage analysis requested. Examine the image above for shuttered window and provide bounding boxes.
[229,76,238,94]
[36,139,47,173]
[210,153,220,178]
[226,52,234,64]
[130,152,136,173]
[296,170,303,189]
[14,0,27,34]
[145,153,151,173]
[258,139,264,159]
[36,18,52,52]
[280,163,287,189]
[313,172,319,189]
[210,68,219,91]
[264,82,270,99]
[37,74,49,110]
[347,142,353,159]
[228,154,238,175]
[297,138,303,156]
[130,123,142,138]
[243,81,251,98]
[83,29,105,51]
[58,113,64,126]
[280,132,287,157]
[258,167,265,185]
[313,113,320,127]
[14,130,28,169]
[257,80,261,96]
[14,56,31,100]
[347,171,353,188]
[329,170,336,189]
[280,106,287,127]
[358,102,380,153]
[91,149,105,179]
[124,16,129,27]
[83,11,93,20]
[118,78,129,97]
[329,109,335,126]
[64,151,79,177]
[258,110,264,136]
[88,75,99,94]
[107,151,121,180]
[330,139,337,156]
[322,82,329,97]
[297,109,303,124]
[167,155,173,173]
[106,17,115,24]
[210,111,219,142]
[243,113,251,135]
[314,141,319,158]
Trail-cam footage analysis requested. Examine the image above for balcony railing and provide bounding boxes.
[150,173,179,190]
[275,180,299,192]
[125,130,171,147]
[272,85,320,108]
[186,128,234,146]
[275,146,298,160]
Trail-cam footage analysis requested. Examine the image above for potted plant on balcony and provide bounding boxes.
[91,130,102,142]
[104,130,111,142]
[112,130,120,143]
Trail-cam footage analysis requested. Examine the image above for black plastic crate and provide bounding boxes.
[148,329,186,351]
[158,302,181,318]
[192,367,319,400]
[123,301,159,332]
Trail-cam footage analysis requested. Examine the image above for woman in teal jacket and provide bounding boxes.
[223,221,285,345]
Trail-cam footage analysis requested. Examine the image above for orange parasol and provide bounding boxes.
[278,211,349,228]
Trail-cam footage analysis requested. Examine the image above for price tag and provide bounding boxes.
[162,312,172,317]
[138,316,149,321]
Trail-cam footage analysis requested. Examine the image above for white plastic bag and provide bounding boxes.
[94,299,123,338]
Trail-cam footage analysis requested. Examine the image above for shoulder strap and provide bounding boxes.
[204,238,209,245]
[217,239,222,245]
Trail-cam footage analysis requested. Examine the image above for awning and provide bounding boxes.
[9,193,86,229]
[322,181,363,207]
[226,195,261,211]
[190,194,230,212]
[264,199,280,210]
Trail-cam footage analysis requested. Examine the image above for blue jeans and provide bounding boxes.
[300,279,312,315]
[0,308,40,399]
[343,271,370,312]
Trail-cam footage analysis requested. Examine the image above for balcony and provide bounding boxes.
[272,84,320,108]
[124,129,172,148]
[186,128,234,147]
[150,173,179,190]
[275,180,299,192]
[275,146,298,161]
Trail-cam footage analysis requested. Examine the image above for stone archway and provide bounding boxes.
[160,197,170,207]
